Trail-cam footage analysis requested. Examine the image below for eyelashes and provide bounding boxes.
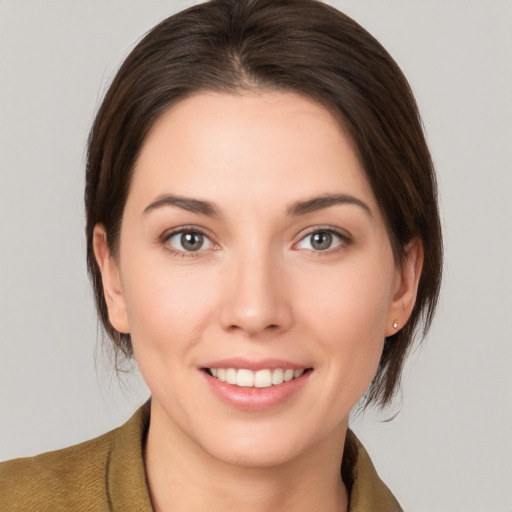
[161,226,351,257]
[161,227,217,257]
[167,230,215,253]
[293,228,350,252]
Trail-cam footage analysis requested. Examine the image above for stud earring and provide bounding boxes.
[392,320,399,330]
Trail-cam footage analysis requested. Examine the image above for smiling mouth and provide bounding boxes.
[204,368,311,388]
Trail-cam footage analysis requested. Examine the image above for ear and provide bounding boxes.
[92,225,130,334]
[385,238,424,336]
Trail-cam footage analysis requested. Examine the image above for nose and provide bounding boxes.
[219,250,293,337]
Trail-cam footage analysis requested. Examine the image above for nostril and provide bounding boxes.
[225,321,282,335]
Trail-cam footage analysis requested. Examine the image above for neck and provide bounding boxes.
[144,402,349,512]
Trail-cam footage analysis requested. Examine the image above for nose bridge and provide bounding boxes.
[219,242,292,336]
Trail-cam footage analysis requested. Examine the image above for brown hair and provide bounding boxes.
[85,0,442,407]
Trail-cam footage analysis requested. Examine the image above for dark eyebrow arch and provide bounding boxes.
[287,194,373,218]
[143,194,222,217]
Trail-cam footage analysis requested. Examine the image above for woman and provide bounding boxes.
[0,0,442,510]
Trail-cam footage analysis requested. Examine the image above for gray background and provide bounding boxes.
[1,1,511,511]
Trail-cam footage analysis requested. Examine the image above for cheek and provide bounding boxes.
[299,254,395,338]
[296,254,395,397]
[120,258,219,356]
[305,280,388,372]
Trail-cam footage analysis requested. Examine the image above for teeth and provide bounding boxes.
[208,367,306,388]
[271,368,284,385]
[226,368,237,385]
[283,369,294,382]
[236,369,254,387]
[254,369,272,388]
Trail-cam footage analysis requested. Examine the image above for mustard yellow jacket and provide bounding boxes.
[0,402,402,511]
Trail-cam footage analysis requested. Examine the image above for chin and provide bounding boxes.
[192,416,343,471]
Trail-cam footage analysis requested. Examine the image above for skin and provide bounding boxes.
[94,91,423,512]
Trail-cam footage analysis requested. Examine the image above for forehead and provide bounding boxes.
[129,90,378,214]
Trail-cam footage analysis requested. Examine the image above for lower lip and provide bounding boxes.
[202,370,311,412]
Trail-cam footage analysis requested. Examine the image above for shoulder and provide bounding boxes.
[0,429,116,512]
[345,429,403,512]
[0,402,152,512]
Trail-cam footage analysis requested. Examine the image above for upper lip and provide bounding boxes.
[201,358,309,371]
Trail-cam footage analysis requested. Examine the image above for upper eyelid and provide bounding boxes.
[161,225,215,242]
[295,225,351,241]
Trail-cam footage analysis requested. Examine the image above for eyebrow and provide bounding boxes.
[143,194,222,217]
[143,192,372,219]
[287,194,373,218]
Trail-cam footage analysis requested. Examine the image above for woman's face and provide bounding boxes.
[96,91,419,468]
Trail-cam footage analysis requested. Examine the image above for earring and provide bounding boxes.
[392,320,399,330]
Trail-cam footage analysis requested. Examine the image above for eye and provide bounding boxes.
[166,230,215,253]
[296,229,347,252]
